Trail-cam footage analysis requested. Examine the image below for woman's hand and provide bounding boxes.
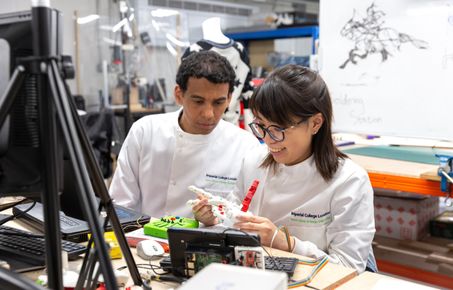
[191,195,218,226]
[234,214,289,251]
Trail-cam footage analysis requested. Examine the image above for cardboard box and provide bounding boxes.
[374,195,439,240]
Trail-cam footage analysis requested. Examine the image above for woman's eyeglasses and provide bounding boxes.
[248,119,306,142]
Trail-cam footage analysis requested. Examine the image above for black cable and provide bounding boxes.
[150,274,185,283]
[0,200,37,226]
[148,259,170,276]
[117,263,173,289]
[118,263,170,276]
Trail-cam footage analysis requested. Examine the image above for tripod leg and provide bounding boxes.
[46,60,117,289]
[60,68,144,285]
[38,64,64,290]
[0,66,26,128]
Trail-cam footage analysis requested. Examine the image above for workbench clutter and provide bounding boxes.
[430,211,453,240]
[374,190,439,240]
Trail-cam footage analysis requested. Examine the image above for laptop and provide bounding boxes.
[13,201,150,243]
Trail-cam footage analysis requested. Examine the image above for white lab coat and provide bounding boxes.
[236,145,375,273]
[109,110,260,218]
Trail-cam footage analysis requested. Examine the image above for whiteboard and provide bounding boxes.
[319,0,453,141]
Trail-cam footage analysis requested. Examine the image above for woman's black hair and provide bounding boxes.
[176,51,236,94]
[250,64,347,181]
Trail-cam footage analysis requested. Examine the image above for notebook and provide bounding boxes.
[13,201,150,243]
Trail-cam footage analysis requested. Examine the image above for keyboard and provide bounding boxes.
[264,256,299,277]
[0,225,86,271]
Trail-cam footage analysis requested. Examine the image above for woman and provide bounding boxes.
[193,64,376,273]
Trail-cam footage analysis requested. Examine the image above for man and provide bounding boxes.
[109,51,260,218]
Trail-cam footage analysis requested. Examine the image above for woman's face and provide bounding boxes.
[254,113,323,166]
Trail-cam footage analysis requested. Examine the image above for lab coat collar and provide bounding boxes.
[173,108,223,144]
[280,154,315,173]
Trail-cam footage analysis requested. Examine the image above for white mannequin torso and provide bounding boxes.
[202,17,231,45]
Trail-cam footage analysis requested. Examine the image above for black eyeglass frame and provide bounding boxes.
[248,119,307,142]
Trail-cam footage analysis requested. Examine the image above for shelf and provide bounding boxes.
[377,259,453,289]
[225,26,319,41]
[348,152,452,286]
[347,152,447,196]
[226,25,319,54]
[369,172,446,197]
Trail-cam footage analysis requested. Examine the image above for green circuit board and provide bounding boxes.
[143,216,199,239]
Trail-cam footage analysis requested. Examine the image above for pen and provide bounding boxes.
[241,179,259,212]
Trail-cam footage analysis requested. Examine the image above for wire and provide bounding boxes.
[118,263,169,273]
[288,255,329,288]
[221,227,330,287]
[150,274,185,283]
[221,227,286,272]
[121,215,146,232]
[0,201,37,226]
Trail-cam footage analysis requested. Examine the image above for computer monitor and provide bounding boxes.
[0,11,146,229]
[0,9,63,198]
[0,10,114,221]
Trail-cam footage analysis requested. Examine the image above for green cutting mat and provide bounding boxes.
[343,145,453,165]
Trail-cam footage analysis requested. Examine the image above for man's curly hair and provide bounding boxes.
[176,51,236,94]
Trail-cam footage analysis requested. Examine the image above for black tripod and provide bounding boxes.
[0,3,146,290]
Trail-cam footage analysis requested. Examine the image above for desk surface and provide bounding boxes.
[336,271,438,290]
[2,210,437,290]
[344,144,441,181]
[18,240,355,290]
[348,153,439,180]
[65,241,356,290]
[123,247,356,290]
[264,247,356,290]
[6,217,357,290]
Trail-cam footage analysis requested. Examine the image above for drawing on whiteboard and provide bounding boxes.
[332,93,382,125]
[339,3,429,69]
[342,72,380,87]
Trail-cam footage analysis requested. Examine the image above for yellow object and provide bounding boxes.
[88,231,122,260]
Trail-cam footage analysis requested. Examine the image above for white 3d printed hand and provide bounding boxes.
[187,185,245,227]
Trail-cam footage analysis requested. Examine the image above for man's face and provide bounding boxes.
[175,77,231,135]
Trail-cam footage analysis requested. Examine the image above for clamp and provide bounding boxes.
[436,154,453,206]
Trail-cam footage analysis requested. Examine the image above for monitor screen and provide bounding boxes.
[0,10,42,197]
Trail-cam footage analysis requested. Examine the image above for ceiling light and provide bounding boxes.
[151,9,179,18]
[77,14,99,25]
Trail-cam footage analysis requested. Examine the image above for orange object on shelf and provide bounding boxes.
[377,259,453,289]
[368,172,446,197]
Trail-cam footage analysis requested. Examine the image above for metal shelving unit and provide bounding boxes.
[226,25,319,54]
